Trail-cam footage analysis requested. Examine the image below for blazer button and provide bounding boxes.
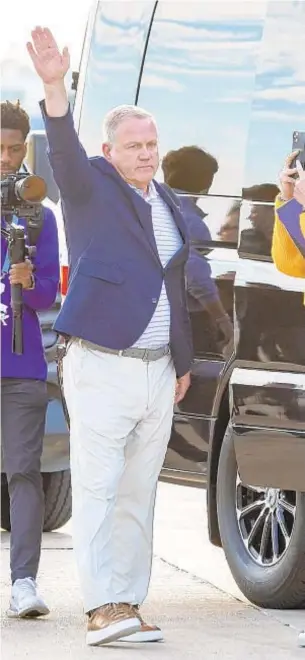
[152,298,157,303]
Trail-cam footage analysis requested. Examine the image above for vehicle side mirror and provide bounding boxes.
[72,71,79,91]
[25,131,59,205]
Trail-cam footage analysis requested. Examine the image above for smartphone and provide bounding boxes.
[292,130,305,170]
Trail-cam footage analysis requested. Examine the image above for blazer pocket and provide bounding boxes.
[77,257,124,284]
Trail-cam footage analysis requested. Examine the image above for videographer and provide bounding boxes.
[1,100,59,618]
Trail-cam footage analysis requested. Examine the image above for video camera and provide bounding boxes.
[1,172,47,355]
[1,172,47,218]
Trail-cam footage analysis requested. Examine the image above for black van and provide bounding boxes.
[15,0,305,610]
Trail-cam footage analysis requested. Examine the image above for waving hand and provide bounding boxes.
[27,26,70,84]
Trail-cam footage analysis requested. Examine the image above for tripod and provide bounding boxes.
[1,221,36,355]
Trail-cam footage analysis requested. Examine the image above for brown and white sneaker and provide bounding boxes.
[86,603,140,646]
[119,606,163,643]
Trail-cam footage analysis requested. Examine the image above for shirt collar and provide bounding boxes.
[129,180,157,201]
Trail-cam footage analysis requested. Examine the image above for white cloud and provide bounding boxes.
[151,23,259,47]
[90,58,136,72]
[141,74,184,92]
[149,2,305,88]
[151,25,260,49]
[0,0,91,66]
[252,109,305,123]
[1,58,45,114]
[256,86,305,104]
[157,1,265,22]
[94,4,154,48]
[220,95,252,103]
[256,6,305,84]
[1,56,74,117]
[145,62,253,78]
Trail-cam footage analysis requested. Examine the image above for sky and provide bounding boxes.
[1,0,304,201]
[0,1,92,63]
[1,0,92,122]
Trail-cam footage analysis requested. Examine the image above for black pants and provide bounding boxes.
[1,379,48,583]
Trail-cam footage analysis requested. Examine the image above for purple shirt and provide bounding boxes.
[1,207,59,380]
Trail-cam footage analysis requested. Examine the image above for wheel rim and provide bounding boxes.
[235,475,297,566]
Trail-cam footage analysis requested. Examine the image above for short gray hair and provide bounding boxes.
[102,104,156,144]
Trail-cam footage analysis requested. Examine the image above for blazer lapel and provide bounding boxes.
[91,158,187,264]
[155,181,187,242]
[126,188,160,262]
[100,162,161,264]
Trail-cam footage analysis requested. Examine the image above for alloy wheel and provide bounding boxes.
[235,474,296,566]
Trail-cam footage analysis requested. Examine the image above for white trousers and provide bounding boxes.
[63,340,176,612]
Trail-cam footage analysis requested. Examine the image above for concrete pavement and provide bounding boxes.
[1,482,304,658]
[153,483,305,633]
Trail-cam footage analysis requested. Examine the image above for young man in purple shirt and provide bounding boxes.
[1,100,59,618]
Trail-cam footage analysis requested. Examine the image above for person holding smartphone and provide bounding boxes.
[272,151,305,280]
[272,150,305,649]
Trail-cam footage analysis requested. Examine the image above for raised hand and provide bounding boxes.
[294,160,305,207]
[27,26,70,84]
[279,150,300,201]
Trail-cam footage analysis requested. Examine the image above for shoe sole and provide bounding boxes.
[119,630,163,643]
[86,617,140,646]
[8,605,50,618]
[299,633,305,648]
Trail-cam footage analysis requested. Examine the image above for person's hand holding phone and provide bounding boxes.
[279,150,301,201]
[294,160,305,208]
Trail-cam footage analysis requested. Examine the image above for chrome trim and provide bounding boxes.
[231,367,305,389]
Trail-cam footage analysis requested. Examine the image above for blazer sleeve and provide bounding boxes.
[40,101,93,204]
[272,196,305,278]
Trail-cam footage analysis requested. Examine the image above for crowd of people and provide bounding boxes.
[1,25,304,649]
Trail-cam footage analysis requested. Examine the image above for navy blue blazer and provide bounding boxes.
[40,102,193,377]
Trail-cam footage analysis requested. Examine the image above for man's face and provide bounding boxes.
[102,117,159,191]
[1,129,26,177]
[249,205,264,231]
[248,204,274,240]
[218,211,239,243]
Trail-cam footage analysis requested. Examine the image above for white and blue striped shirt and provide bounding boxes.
[131,181,182,349]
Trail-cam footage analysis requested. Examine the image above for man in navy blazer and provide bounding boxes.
[28,27,192,646]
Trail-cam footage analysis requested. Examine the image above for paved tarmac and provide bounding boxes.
[1,483,304,659]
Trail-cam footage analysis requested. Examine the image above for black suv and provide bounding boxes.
[9,0,305,610]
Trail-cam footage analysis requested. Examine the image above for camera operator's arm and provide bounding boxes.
[27,27,92,204]
[21,207,59,310]
[9,261,34,290]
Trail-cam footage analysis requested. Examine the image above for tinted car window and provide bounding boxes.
[242,0,305,189]
[239,0,305,259]
[176,194,241,246]
[78,1,156,155]
[137,2,266,197]
[239,183,280,260]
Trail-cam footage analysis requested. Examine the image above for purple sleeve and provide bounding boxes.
[23,207,60,311]
[186,247,219,304]
[277,198,305,257]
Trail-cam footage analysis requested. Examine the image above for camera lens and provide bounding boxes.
[15,175,47,204]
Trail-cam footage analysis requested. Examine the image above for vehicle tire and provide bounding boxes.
[1,471,72,533]
[42,470,72,532]
[217,423,305,609]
